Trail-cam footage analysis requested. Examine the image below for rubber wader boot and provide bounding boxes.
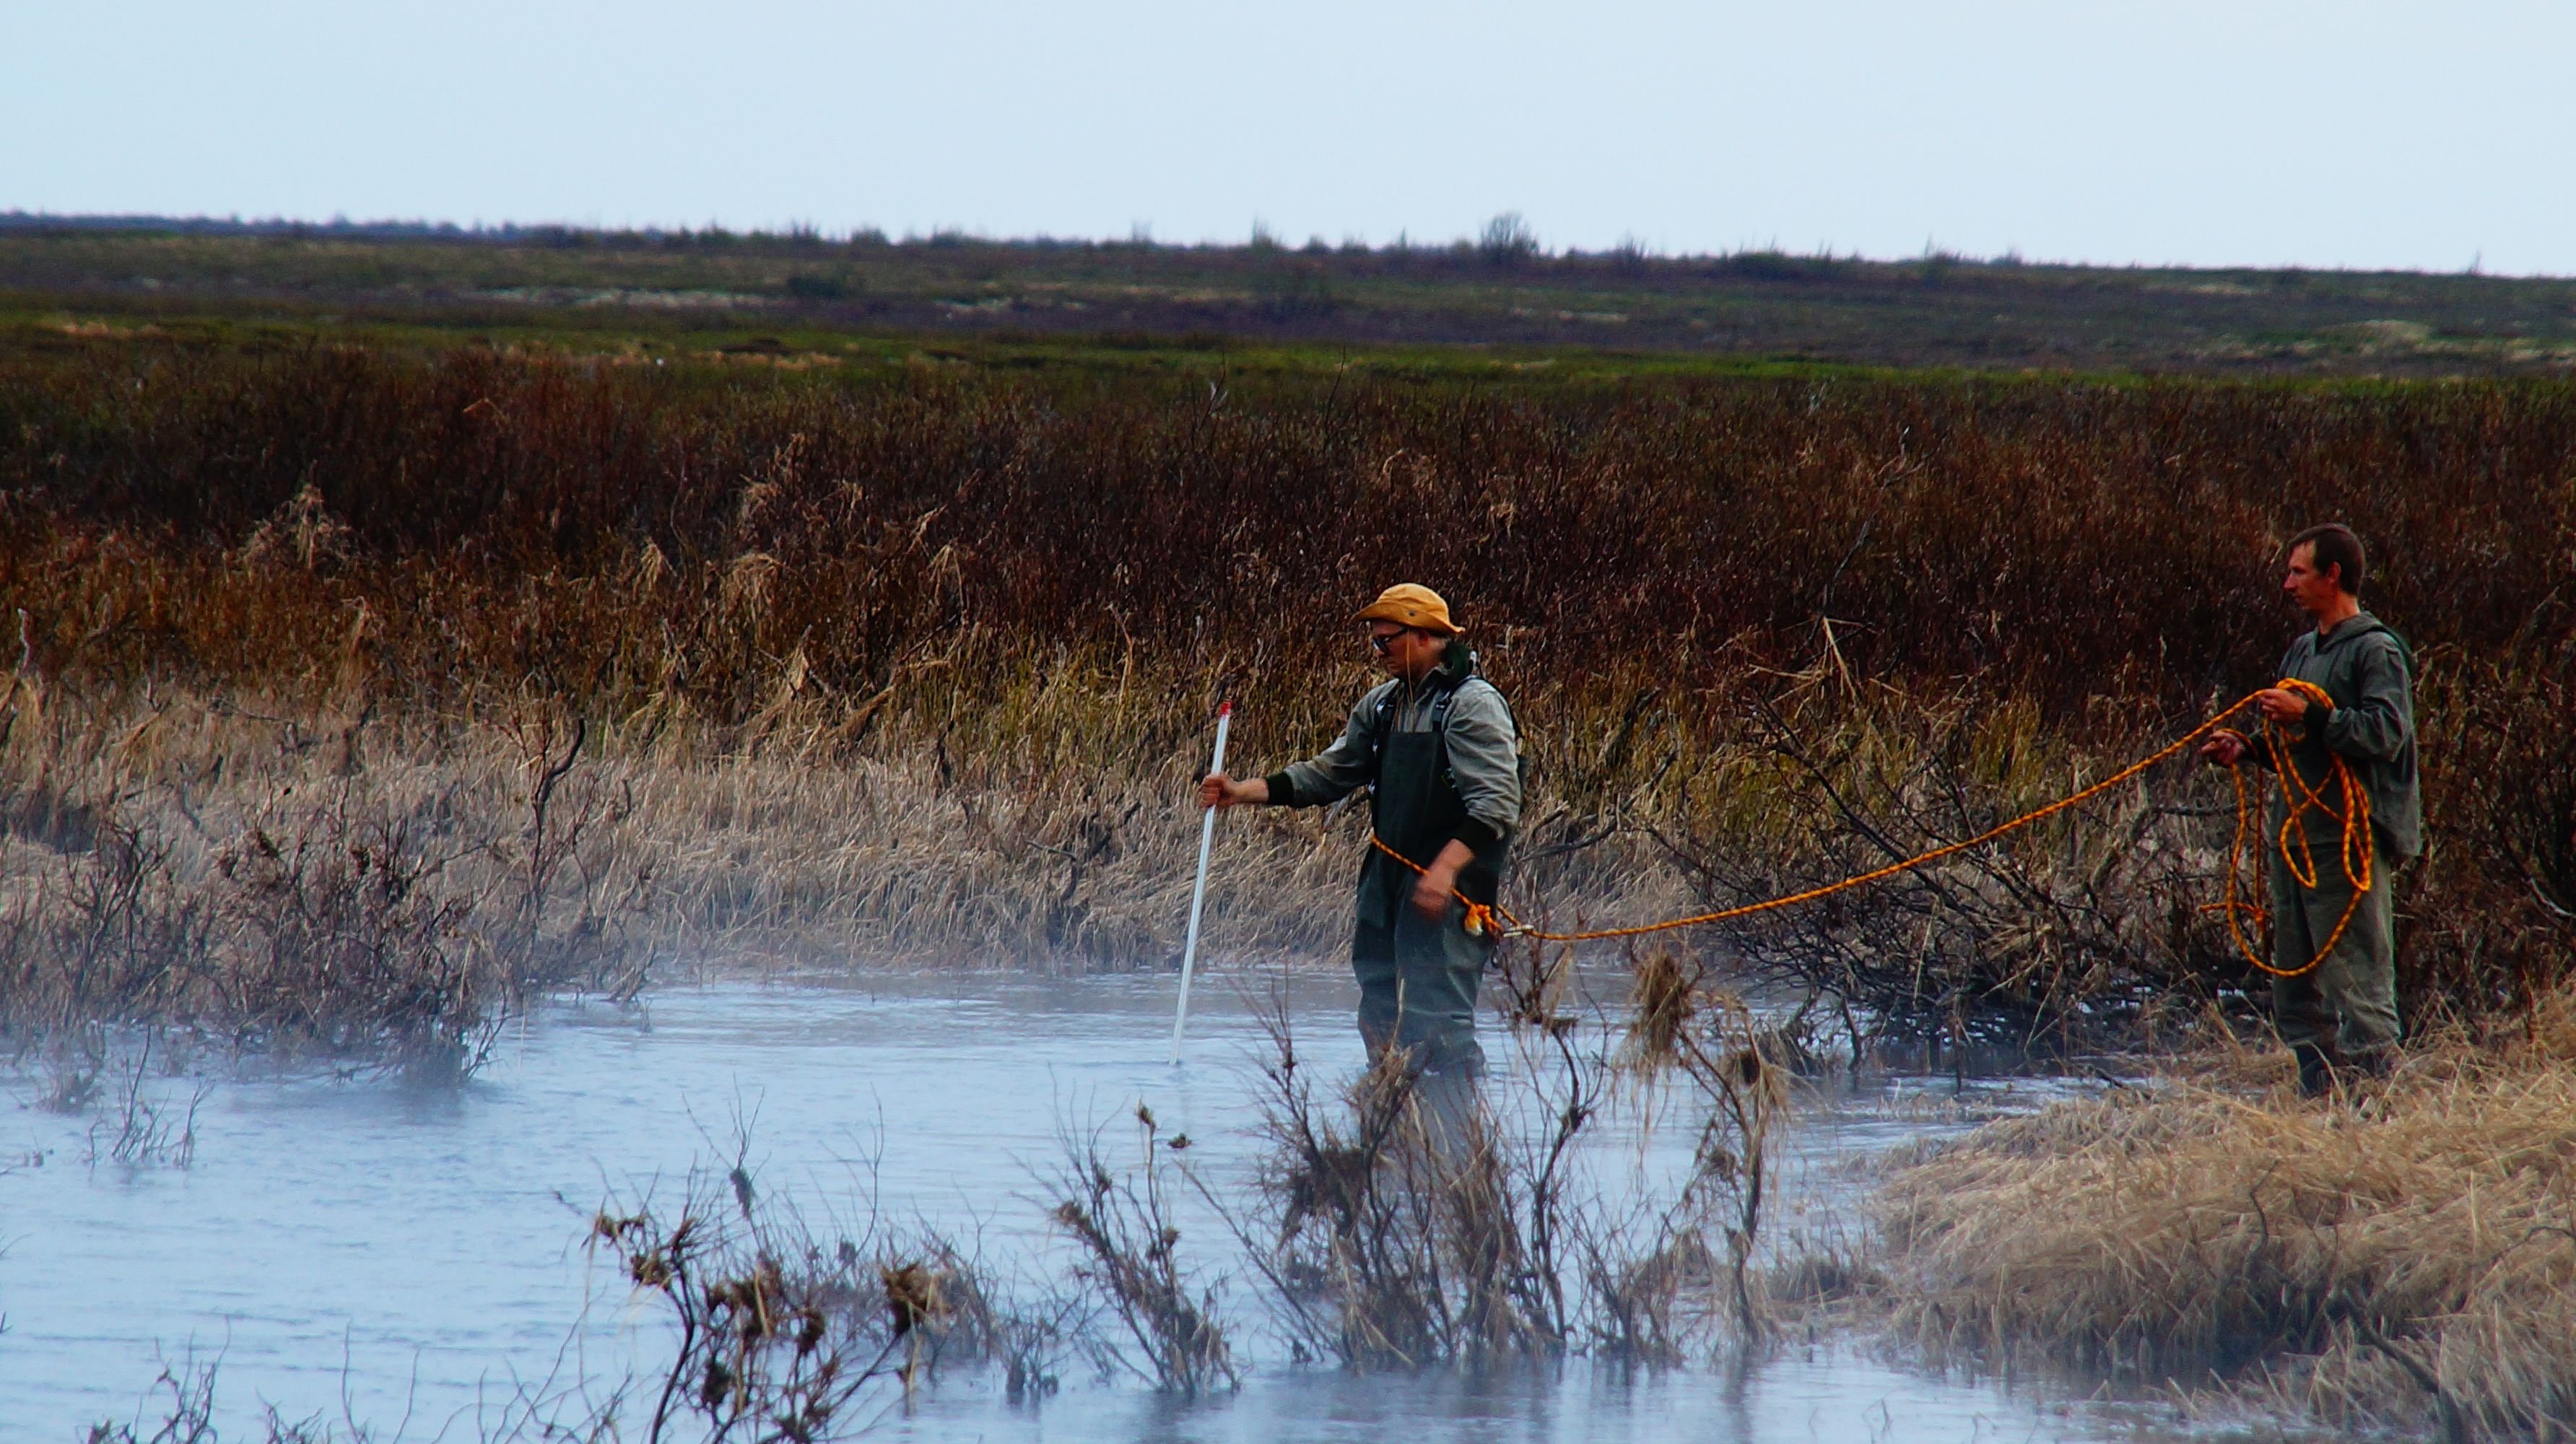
[1408,1061,1482,1163]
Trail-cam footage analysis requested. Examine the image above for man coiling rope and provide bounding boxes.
[1370,676,2370,981]
[2203,524,2419,1096]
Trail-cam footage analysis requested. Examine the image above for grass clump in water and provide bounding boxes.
[1048,1103,1240,1399]
[1211,967,1793,1375]
[1874,983,2576,1440]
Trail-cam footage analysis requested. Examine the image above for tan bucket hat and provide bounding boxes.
[1357,583,1460,636]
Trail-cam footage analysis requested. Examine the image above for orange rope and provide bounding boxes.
[2203,678,2374,978]
[1370,679,2375,978]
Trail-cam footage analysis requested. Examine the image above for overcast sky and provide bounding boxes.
[8,1,2570,273]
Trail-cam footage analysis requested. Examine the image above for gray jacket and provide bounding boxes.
[1266,668,1522,845]
[2261,612,2421,860]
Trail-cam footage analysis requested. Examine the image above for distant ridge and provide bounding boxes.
[0,211,707,244]
[6,214,2572,375]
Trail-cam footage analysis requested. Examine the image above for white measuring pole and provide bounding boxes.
[1170,701,1233,1064]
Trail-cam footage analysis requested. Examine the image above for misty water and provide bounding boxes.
[2,971,2159,1442]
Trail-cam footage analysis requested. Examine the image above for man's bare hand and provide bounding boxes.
[2253,687,2312,723]
[1409,839,1478,921]
[2199,730,2249,767]
[1411,864,1458,920]
[1198,773,1266,809]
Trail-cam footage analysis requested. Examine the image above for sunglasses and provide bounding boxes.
[1368,628,1411,655]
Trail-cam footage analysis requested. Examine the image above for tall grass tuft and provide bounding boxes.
[1875,981,2576,1440]
[0,690,640,1066]
[1215,983,1788,1373]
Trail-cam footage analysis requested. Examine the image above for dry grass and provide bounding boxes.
[9,632,2567,1071]
[1874,984,2576,1439]
[92,1152,1071,1443]
[0,677,1372,1038]
[578,1155,1041,1440]
[0,682,641,1064]
[1048,1105,1240,1397]
[1207,967,1795,1374]
[8,627,2567,1069]
[1232,1033,1567,1371]
[4,339,2571,1053]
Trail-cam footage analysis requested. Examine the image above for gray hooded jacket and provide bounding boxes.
[2260,612,2421,860]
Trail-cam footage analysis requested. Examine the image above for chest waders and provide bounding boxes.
[1351,677,1513,1081]
[2266,629,2406,1074]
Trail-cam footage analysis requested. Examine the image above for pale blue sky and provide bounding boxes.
[9,1,2570,272]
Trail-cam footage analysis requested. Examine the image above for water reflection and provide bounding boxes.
[6,970,2117,1441]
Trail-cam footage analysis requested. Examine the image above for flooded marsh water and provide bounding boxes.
[2,972,2158,1441]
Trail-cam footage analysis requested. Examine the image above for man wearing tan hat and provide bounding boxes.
[1201,583,1523,1104]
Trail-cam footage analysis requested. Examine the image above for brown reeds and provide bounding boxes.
[1225,1015,1567,1370]
[4,337,2570,1046]
[1213,978,1791,1373]
[12,344,2570,711]
[580,1148,1045,1442]
[82,1034,203,1169]
[85,1142,1048,1440]
[0,686,639,1066]
[1046,1105,1240,1397]
[1602,947,1796,1342]
[1874,983,2576,1440]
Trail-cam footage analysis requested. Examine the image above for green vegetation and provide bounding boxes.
[6,216,2575,376]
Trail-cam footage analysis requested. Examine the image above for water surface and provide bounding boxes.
[4,970,2138,1441]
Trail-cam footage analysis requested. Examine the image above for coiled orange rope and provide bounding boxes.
[1370,679,2373,978]
[2206,678,2373,978]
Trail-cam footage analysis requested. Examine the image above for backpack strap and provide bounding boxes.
[1367,677,1528,850]
[1369,671,1521,791]
[1368,684,1398,783]
[1368,675,1466,784]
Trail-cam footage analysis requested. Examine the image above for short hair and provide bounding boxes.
[2287,522,2367,595]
